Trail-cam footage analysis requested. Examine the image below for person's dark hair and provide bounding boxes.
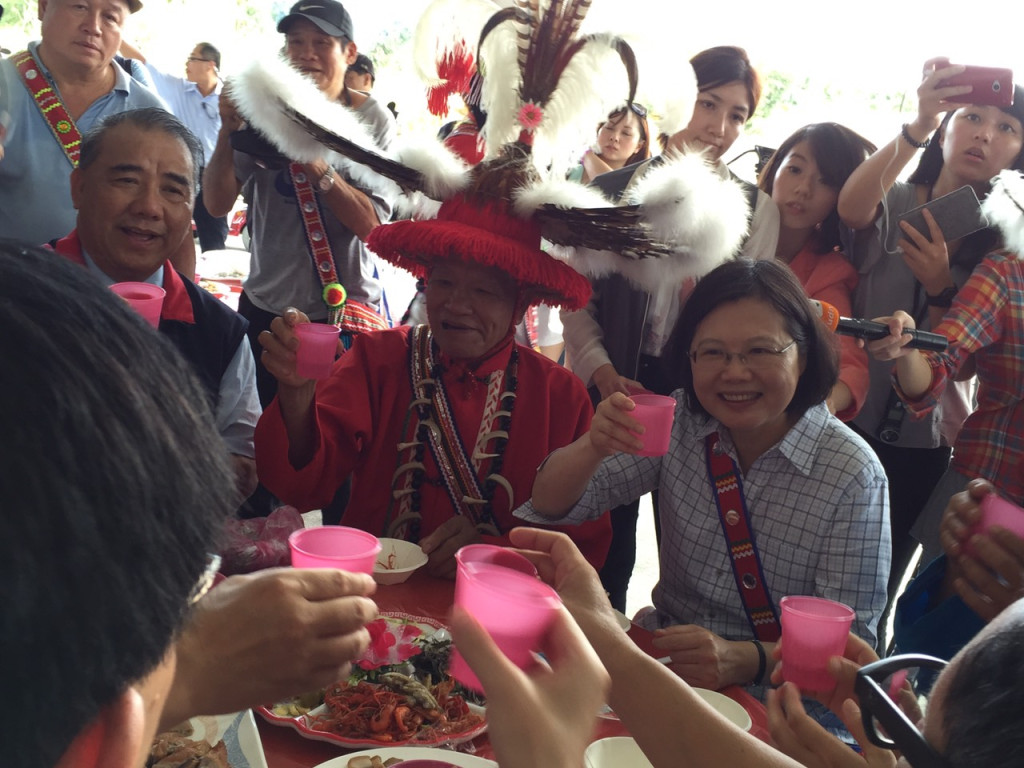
[940,603,1024,768]
[758,123,877,253]
[196,41,221,69]
[690,45,762,119]
[0,241,233,768]
[665,258,838,419]
[599,105,651,166]
[78,108,204,195]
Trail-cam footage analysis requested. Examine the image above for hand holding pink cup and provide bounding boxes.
[288,526,381,574]
[449,554,561,693]
[110,282,165,328]
[779,595,855,692]
[629,394,676,456]
[294,322,340,379]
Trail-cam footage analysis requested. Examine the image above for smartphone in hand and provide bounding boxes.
[897,185,988,242]
[936,58,1015,108]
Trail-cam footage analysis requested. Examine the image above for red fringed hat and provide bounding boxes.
[367,194,592,311]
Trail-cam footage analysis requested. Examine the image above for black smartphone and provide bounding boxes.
[897,185,988,242]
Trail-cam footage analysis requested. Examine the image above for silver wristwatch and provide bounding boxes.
[317,166,335,193]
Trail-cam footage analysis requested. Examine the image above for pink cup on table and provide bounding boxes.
[288,526,381,574]
[294,323,340,379]
[455,542,539,578]
[780,595,855,692]
[629,394,676,456]
[110,282,165,328]
[449,561,562,692]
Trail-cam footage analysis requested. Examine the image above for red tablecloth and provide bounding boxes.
[258,571,770,767]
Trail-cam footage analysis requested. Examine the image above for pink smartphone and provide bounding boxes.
[936,59,1014,108]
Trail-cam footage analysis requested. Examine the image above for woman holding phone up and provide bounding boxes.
[837,60,1024,627]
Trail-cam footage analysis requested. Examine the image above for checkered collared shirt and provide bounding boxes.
[516,399,890,649]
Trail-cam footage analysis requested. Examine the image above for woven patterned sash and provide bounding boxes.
[704,432,781,642]
[13,51,82,167]
[289,163,387,334]
[409,326,502,534]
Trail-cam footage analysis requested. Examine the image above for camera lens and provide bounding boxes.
[993,80,1001,92]
[878,427,901,444]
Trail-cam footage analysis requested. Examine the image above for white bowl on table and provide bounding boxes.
[373,538,429,585]
[584,737,653,768]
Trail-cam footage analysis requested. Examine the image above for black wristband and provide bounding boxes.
[751,639,767,685]
[901,123,930,149]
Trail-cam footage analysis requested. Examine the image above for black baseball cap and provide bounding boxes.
[277,0,354,40]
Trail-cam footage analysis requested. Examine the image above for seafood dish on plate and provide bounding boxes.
[257,614,487,749]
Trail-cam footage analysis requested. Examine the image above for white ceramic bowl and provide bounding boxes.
[373,538,429,585]
[584,737,653,768]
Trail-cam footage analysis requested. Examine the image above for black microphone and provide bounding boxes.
[811,300,948,352]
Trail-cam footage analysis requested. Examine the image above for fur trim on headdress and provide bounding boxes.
[554,152,750,294]
[983,169,1024,257]
[231,56,471,201]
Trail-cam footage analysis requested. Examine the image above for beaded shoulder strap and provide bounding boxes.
[289,162,387,334]
[13,50,82,167]
[704,432,781,642]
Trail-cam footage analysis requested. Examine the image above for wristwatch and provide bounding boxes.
[925,285,958,308]
[316,166,335,193]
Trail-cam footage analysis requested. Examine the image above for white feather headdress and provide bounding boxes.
[983,169,1024,257]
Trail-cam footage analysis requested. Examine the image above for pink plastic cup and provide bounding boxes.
[288,526,381,574]
[780,595,855,692]
[449,562,562,692]
[455,543,538,578]
[110,282,165,328]
[294,323,340,379]
[630,394,676,456]
[966,493,1024,555]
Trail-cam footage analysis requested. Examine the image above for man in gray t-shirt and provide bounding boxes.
[203,0,396,407]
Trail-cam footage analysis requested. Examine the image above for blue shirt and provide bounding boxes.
[0,42,168,245]
[144,62,221,164]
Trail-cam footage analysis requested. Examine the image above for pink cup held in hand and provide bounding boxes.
[110,282,165,328]
[455,543,539,578]
[780,595,855,692]
[629,394,676,456]
[294,323,340,379]
[966,493,1024,556]
[449,561,561,693]
[288,526,381,574]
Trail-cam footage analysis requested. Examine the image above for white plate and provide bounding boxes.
[313,746,497,767]
[693,688,753,731]
[184,710,268,768]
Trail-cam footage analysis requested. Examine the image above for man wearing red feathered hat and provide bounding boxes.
[254,187,611,577]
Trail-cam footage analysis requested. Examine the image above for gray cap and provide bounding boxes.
[277,0,353,40]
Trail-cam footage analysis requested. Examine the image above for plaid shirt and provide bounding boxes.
[517,399,891,649]
[899,252,1024,503]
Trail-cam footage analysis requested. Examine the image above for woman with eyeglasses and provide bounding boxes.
[757,123,877,422]
[562,44,781,615]
[520,258,890,700]
[567,104,651,185]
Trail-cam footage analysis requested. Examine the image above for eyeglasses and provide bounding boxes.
[689,339,797,371]
[855,654,950,768]
[187,553,222,606]
[187,56,211,63]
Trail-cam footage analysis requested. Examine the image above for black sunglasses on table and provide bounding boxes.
[855,654,950,768]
